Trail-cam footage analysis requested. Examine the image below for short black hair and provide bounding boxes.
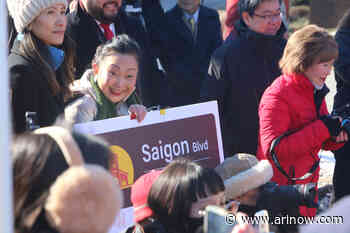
[93,34,142,67]
[148,159,225,232]
[239,0,281,16]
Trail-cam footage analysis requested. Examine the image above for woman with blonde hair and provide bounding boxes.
[257,25,347,217]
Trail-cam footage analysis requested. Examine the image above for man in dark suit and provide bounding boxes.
[200,0,286,157]
[66,0,161,106]
[141,0,223,107]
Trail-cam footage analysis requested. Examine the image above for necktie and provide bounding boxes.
[100,23,114,41]
[188,16,195,34]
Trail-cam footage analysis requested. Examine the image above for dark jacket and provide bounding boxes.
[334,28,350,110]
[142,1,222,107]
[9,40,65,133]
[66,5,160,107]
[200,19,286,157]
[332,28,350,201]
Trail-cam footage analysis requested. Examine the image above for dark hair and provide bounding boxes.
[18,30,75,99]
[92,34,142,68]
[147,159,225,233]
[239,0,281,16]
[12,130,111,233]
[337,8,350,31]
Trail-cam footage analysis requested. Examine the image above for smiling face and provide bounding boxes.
[242,0,282,36]
[85,0,122,23]
[95,53,138,103]
[30,3,67,46]
[177,0,201,14]
[304,59,335,87]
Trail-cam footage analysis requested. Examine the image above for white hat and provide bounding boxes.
[215,153,273,200]
[7,0,68,33]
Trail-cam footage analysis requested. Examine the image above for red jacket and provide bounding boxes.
[257,73,343,216]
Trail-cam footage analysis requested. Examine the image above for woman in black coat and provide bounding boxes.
[7,0,75,133]
[333,9,350,201]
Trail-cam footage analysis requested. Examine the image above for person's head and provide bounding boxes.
[82,0,122,24]
[239,0,282,35]
[7,0,75,98]
[92,35,141,103]
[45,165,123,233]
[12,126,111,233]
[177,0,201,15]
[131,170,162,223]
[279,25,338,87]
[215,153,273,206]
[148,159,225,232]
[7,0,67,42]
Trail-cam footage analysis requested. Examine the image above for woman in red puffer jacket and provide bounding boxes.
[257,25,347,217]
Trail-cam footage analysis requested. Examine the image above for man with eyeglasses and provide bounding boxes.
[200,0,286,158]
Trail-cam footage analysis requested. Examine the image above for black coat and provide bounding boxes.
[66,5,160,106]
[200,20,286,157]
[332,28,350,201]
[334,28,350,110]
[142,1,222,107]
[9,40,65,134]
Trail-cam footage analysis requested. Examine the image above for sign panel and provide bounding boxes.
[74,101,224,232]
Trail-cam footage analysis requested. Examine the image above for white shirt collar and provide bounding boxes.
[308,78,324,90]
[183,8,200,23]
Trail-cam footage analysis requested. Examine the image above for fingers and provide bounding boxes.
[129,104,147,123]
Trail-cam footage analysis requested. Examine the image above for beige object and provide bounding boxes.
[215,153,273,200]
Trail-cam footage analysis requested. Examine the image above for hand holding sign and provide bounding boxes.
[129,104,147,122]
[74,101,224,232]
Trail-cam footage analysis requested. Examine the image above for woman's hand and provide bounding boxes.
[129,104,147,123]
[334,130,349,143]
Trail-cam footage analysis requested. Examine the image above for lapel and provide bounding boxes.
[170,5,194,44]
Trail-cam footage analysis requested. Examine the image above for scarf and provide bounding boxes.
[90,77,141,120]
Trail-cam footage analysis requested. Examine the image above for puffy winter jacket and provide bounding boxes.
[257,73,343,216]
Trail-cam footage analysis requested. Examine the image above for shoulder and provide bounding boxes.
[199,5,219,18]
[263,75,293,102]
[8,52,39,88]
[221,37,245,65]
[211,41,233,67]
[335,29,350,45]
[65,95,97,123]
[118,11,144,29]
[8,52,31,68]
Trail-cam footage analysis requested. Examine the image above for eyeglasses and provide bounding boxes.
[252,12,282,21]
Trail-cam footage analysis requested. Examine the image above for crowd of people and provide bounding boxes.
[7,0,350,232]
